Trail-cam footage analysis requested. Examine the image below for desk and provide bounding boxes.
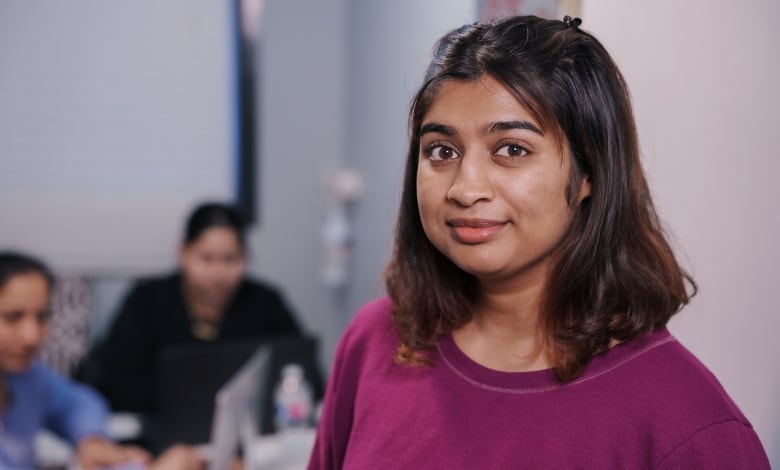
[35,413,144,468]
[247,428,315,470]
[36,420,316,470]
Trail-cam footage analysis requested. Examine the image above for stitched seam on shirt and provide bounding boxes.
[438,335,676,394]
[653,418,752,468]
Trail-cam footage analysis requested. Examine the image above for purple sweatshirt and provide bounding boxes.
[309,297,769,469]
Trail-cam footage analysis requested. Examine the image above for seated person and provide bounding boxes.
[0,251,152,469]
[80,202,322,419]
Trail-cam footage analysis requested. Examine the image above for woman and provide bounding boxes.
[85,202,315,414]
[309,16,770,468]
[0,251,151,468]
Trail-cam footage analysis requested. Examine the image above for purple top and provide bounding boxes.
[309,297,769,469]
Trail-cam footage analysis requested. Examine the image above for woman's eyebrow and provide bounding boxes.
[419,122,456,138]
[483,120,542,136]
[419,120,543,139]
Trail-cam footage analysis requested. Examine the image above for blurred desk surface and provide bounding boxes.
[35,413,144,468]
[36,414,316,470]
[247,428,315,470]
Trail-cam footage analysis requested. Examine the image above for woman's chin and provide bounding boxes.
[1,356,35,373]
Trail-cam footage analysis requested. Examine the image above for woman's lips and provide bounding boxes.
[447,218,508,244]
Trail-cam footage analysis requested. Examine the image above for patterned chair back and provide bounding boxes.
[39,275,92,377]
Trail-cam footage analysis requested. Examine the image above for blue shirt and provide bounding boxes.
[1,361,109,468]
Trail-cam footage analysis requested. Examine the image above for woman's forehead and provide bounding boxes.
[419,76,568,152]
[424,75,558,129]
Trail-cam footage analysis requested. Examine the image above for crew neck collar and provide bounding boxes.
[437,327,675,394]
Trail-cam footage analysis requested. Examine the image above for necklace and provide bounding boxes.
[191,319,220,341]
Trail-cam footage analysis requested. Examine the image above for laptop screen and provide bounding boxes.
[206,345,271,470]
[158,339,262,447]
[158,336,322,448]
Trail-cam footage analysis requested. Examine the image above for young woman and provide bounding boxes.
[84,202,319,416]
[0,252,150,469]
[309,16,770,468]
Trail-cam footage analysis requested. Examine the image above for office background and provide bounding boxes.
[1,0,778,466]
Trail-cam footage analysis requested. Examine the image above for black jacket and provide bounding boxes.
[80,272,314,413]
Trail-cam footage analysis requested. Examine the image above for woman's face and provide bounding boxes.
[416,76,590,287]
[0,273,51,373]
[180,226,246,308]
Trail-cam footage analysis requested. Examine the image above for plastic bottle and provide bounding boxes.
[273,363,313,432]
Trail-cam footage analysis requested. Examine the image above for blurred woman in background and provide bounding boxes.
[84,202,317,415]
[0,251,151,469]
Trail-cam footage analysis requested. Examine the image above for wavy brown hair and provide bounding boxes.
[384,16,696,381]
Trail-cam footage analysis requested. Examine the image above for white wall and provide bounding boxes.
[249,0,348,373]
[253,0,476,373]
[343,0,477,319]
[0,0,234,272]
[582,0,780,464]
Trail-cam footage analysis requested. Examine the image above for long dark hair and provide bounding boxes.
[385,15,696,381]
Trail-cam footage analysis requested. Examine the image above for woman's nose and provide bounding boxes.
[446,153,494,207]
[19,316,45,348]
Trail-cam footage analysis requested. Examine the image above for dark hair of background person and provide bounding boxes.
[0,251,54,291]
[184,202,247,249]
[384,15,697,382]
[0,251,54,411]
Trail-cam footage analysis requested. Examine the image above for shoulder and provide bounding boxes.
[117,273,180,307]
[11,362,75,398]
[114,274,180,318]
[657,418,770,468]
[589,329,766,463]
[327,297,398,394]
[638,332,749,423]
[347,297,395,338]
[611,330,749,421]
[336,297,397,357]
[310,298,395,468]
[27,363,107,407]
[234,278,292,314]
[20,361,61,384]
[587,329,745,419]
[130,273,179,294]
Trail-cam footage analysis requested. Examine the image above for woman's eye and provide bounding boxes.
[424,144,459,161]
[37,309,52,324]
[0,311,22,324]
[495,143,529,158]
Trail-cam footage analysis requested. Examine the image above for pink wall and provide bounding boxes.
[583,0,780,464]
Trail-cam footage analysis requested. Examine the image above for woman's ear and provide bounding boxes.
[578,174,592,203]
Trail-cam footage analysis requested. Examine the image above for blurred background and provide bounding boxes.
[1,0,778,465]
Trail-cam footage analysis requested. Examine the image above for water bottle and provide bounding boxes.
[273,363,313,432]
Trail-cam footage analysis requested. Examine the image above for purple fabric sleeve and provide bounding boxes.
[657,419,770,469]
[308,316,358,469]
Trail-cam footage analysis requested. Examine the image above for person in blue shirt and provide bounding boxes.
[0,252,206,469]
